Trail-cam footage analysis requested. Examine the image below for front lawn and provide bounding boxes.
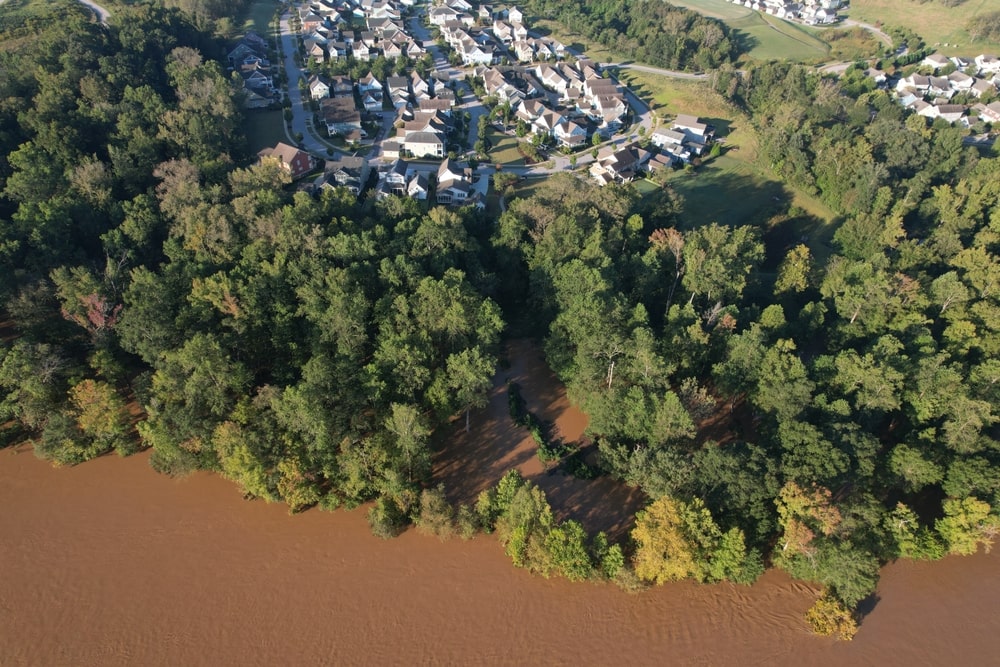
[244,109,287,155]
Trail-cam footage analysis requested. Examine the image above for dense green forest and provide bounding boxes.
[0,0,503,532]
[524,0,739,71]
[1,0,998,639]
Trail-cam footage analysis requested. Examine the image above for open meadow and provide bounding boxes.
[847,0,1000,53]
[604,69,840,262]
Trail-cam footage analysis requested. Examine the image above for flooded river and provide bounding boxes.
[2,340,999,664]
[2,449,1000,665]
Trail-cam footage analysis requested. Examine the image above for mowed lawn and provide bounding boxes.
[666,0,754,21]
[660,153,838,262]
[669,0,831,61]
[244,110,286,155]
[846,0,1000,52]
[486,128,526,167]
[244,0,278,35]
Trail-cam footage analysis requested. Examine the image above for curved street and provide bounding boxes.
[838,18,893,46]
[277,11,344,157]
[76,0,110,23]
[602,62,709,80]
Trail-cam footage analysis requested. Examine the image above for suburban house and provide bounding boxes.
[330,75,354,98]
[357,71,384,95]
[361,90,384,112]
[977,100,1000,123]
[673,114,713,147]
[919,103,966,124]
[650,128,695,163]
[536,63,569,95]
[240,70,273,94]
[590,143,652,185]
[531,109,565,137]
[553,119,587,148]
[971,78,996,97]
[436,159,474,205]
[407,172,429,200]
[374,158,430,199]
[318,155,370,196]
[480,67,527,104]
[308,75,331,100]
[429,6,462,25]
[411,71,431,100]
[403,131,445,158]
[386,75,411,108]
[921,53,951,72]
[975,54,1000,74]
[320,97,363,139]
[377,158,410,196]
[419,97,455,115]
[258,143,315,180]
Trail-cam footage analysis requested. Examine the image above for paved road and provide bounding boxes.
[838,18,893,46]
[76,0,110,23]
[818,61,852,75]
[406,11,488,153]
[603,62,709,80]
[277,11,343,157]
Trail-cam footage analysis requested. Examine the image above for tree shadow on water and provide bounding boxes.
[856,592,881,623]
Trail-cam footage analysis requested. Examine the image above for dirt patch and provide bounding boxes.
[433,339,645,541]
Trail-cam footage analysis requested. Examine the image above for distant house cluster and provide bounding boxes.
[477,58,630,144]
[590,115,715,186]
[894,53,1000,126]
[436,4,565,66]
[381,91,458,158]
[298,0,425,64]
[729,0,843,25]
[228,31,278,109]
[374,157,484,206]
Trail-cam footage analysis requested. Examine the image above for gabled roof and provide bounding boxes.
[405,131,444,145]
[258,142,312,168]
[674,114,708,133]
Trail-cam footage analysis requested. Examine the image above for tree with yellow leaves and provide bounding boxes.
[632,495,759,585]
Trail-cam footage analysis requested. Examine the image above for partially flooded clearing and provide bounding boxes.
[433,338,645,541]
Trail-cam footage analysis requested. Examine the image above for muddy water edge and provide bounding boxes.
[2,341,1000,665]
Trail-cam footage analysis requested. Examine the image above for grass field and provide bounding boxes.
[532,20,615,61]
[486,128,526,167]
[244,0,278,35]
[611,67,838,260]
[669,0,833,61]
[666,0,753,20]
[651,152,838,268]
[846,0,1000,53]
[244,110,287,154]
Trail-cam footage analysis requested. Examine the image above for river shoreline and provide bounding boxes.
[2,447,999,665]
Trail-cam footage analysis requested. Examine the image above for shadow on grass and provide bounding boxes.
[669,159,790,230]
[731,28,760,56]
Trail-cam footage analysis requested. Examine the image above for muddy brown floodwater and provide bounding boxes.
[3,340,1000,665]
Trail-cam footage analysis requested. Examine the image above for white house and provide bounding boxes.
[553,119,586,148]
[309,75,331,100]
[404,131,445,158]
[975,54,1000,74]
